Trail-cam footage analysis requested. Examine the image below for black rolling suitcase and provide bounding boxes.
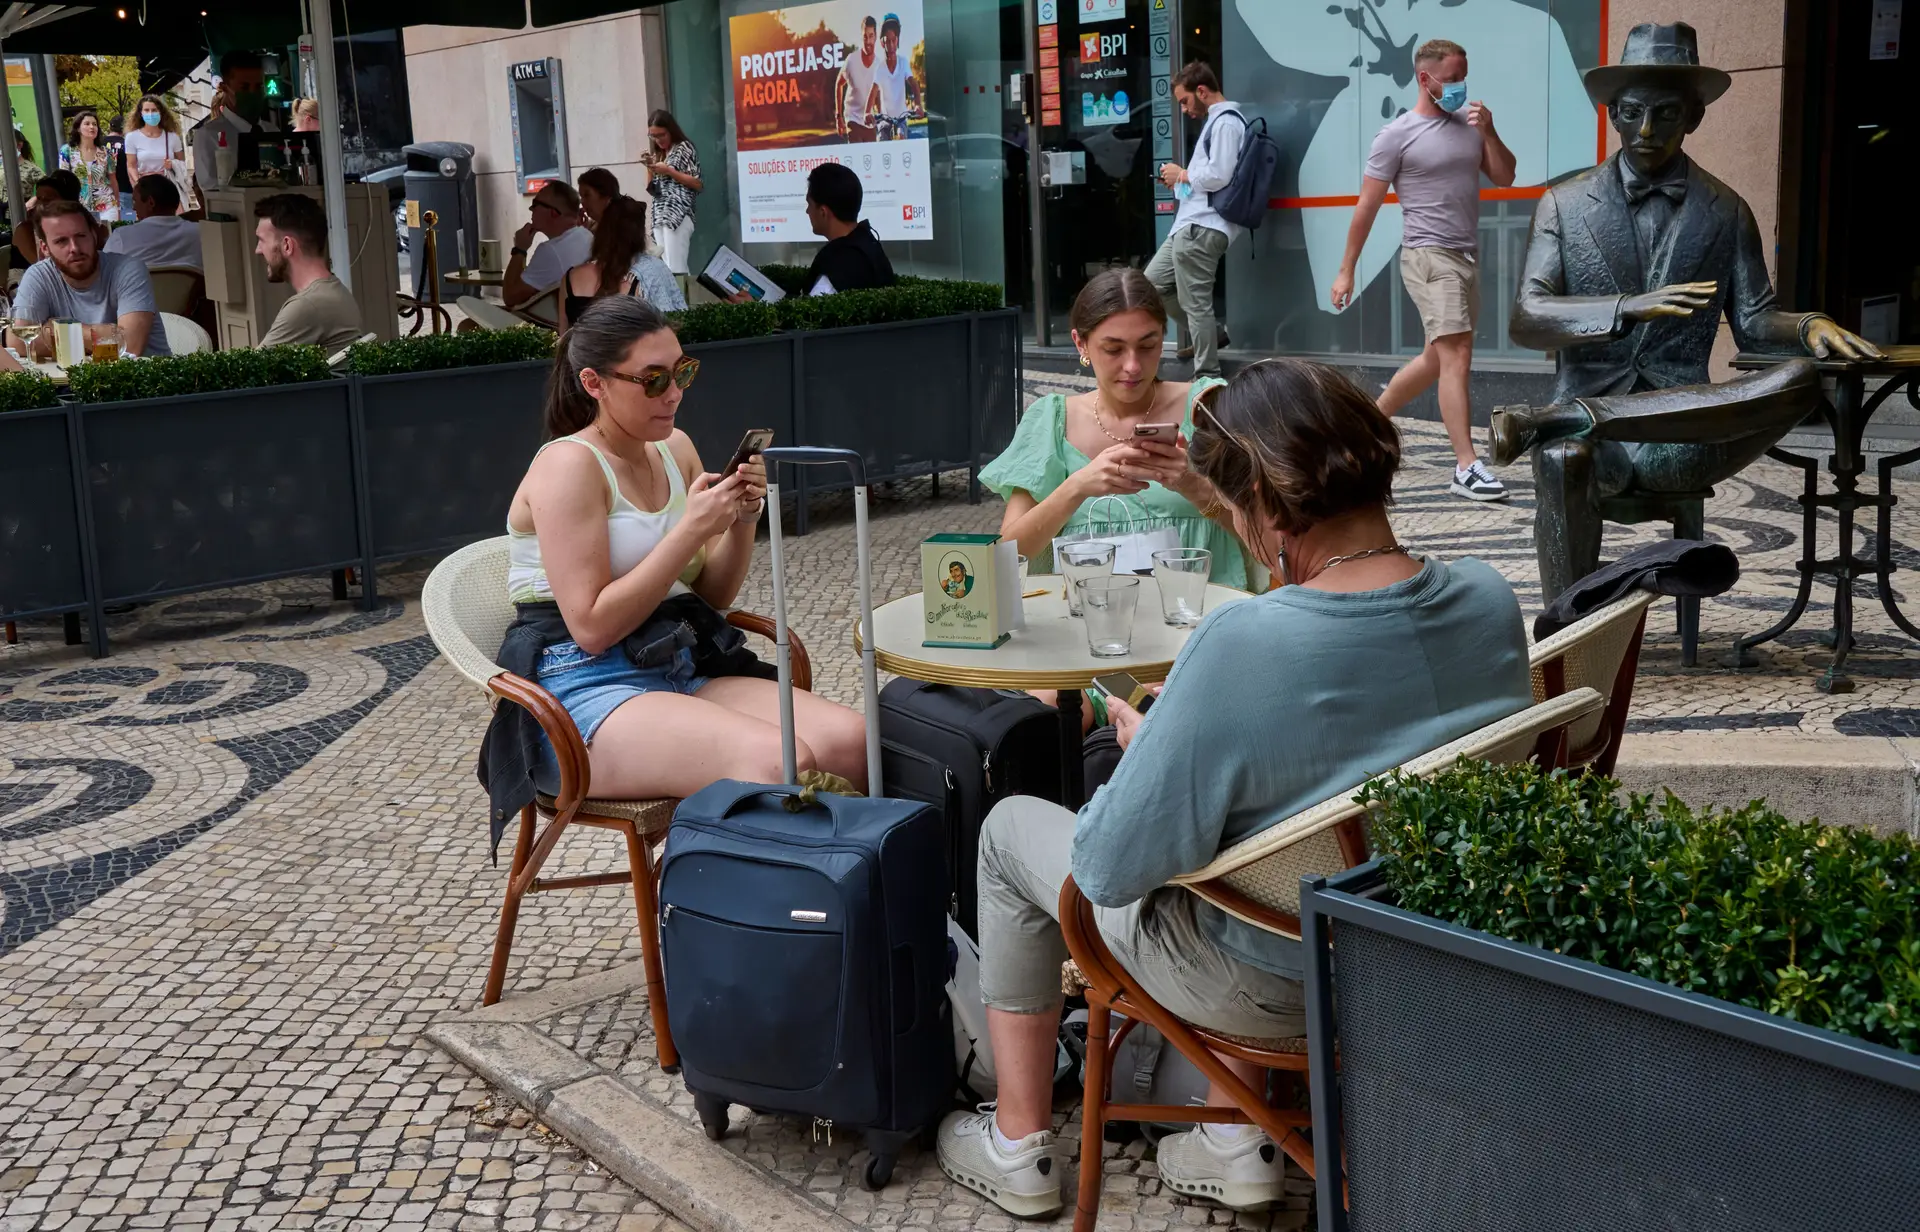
[660,447,953,1191]
[878,681,1063,936]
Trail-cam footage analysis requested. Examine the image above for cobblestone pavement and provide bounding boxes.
[7,369,1920,1230]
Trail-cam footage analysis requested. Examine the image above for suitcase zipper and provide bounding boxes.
[982,750,993,794]
[812,1117,833,1145]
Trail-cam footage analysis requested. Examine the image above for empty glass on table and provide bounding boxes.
[1152,548,1211,627]
[1059,540,1116,617]
[1079,575,1141,657]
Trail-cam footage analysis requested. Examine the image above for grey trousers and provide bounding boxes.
[1144,224,1231,377]
[976,795,1306,1039]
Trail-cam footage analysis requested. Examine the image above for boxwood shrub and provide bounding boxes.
[669,278,1004,346]
[66,345,333,404]
[346,325,556,376]
[0,370,61,414]
[1363,759,1920,1053]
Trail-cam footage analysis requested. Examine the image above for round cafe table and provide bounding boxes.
[857,576,1251,807]
[444,268,507,289]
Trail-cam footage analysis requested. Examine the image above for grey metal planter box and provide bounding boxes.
[78,379,361,612]
[1301,861,1920,1232]
[681,308,1021,533]
[356,360,550,562]
[0,405,90,627]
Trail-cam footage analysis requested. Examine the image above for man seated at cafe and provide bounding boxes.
[8,198,170,358]
[802,162,895,294]
[253,193,363,352]
[103,176,203,271]
[503,180,592,309]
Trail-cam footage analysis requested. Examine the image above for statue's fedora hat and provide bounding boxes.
[1584,22,1732,108]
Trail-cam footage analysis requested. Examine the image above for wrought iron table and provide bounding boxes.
[1730,346,1920,692]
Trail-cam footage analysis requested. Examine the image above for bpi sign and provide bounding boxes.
[1080,31,1126,61]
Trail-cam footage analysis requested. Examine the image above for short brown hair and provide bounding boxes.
[1171,60,1220,94]
[1190,359,1401,537]
[1068,268,1166,339]
[254,193,329,260]
[32,197,95,241]
[1415,39,1466,68]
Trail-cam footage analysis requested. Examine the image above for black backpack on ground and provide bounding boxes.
[878,681,1064,937]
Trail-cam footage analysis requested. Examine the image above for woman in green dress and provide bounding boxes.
[979,267,1255,591]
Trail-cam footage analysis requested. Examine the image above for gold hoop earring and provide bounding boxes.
[1079,353,1091,368]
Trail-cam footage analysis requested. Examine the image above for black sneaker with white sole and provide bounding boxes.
[1451,459,1509,502]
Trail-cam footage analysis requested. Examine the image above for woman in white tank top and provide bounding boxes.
[504,297,868,799]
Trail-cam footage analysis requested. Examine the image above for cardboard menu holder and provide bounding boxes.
[922,533,1023,649]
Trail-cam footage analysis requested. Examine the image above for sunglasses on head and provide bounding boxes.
[596,356,701,398]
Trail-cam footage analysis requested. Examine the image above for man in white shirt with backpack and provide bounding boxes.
[1149,61,1243,379]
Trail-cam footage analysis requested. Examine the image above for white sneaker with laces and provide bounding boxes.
[1155,1123,1288,1211]
[1451,458,1509,502]
[935,1105,1063,1218]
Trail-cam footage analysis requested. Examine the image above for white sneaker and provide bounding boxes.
[1451,458,1510,502]
[1155,1123,1287,1211]
[935,1106,1063,1218]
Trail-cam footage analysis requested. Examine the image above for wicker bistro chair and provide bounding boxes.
[1057,687,1606,1231]
[1528,591,1654,777]
[422,537,811,1070]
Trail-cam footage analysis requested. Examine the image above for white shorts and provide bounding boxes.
[653,216,695,275]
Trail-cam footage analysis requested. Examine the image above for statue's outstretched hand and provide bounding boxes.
[1621,281,1718,322]
[1806,318,1885,362]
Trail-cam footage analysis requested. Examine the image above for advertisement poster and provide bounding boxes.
[730,2,932,243]
[1078,0,1125,23]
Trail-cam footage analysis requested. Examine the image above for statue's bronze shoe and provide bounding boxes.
[1489,406,1540,468]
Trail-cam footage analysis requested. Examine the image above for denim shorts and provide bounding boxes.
[533,640,710,790]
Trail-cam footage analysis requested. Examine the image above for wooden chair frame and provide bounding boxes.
[1528,591,1653,777]
[1057,690,1604,1231]
[477,610,810,1075]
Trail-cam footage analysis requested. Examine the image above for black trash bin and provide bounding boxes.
[403,141,479,302]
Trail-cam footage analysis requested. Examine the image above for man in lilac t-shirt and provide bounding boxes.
[1330,38,1518,502]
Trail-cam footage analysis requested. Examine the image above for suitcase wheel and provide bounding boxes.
[862,1153,894,1191]
[695,1093,730,1142]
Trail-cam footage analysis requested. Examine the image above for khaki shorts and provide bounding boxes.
[1401,245,1479,342]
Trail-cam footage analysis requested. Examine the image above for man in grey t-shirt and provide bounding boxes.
[8,199,170,357]
[1330,38,1513,502]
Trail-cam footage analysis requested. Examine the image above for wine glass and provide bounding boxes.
[11,320,41,359]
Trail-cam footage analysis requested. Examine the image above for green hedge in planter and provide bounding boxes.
[346,326,556,376]
[670,278,1004,345]
[66,345,333,404]
[0,370,61,413]
[1362,759,1920,1052]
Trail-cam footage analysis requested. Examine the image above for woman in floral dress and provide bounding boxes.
[59,110,120,224]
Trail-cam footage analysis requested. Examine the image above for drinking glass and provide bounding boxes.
[1152,548,1211,627]
[91,324,121,364]
[1059,540,1116,617]
[1079,575,1141,658]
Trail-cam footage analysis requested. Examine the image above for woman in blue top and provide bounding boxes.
[938,359,1534,1220]
[979,267,1255,591]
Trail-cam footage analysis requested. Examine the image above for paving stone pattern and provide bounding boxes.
[6,368,1920,1230]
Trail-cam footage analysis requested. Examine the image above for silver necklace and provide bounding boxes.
[1281,543,1410,585]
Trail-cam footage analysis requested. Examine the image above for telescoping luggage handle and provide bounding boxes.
[761,447,881,792]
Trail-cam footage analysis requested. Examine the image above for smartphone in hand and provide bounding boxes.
[723,428,775,479]
[1132,423,1177,442]
[1090,671,1154,713]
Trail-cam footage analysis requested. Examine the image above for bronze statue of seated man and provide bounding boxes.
[1496,21,1879,600]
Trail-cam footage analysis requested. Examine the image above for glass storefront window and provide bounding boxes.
[665,0,1028,301]
[1216,0,1607,361]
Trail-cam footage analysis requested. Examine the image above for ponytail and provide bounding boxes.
[541,295,675,440]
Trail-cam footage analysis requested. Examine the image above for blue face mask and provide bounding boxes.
[1431,81,1468,113]
[142,112,161,126]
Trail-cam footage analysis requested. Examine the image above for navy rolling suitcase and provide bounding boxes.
[660,448,954,1191]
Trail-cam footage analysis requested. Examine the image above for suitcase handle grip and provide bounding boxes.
[712,781,851,821]
[761,446,866,487]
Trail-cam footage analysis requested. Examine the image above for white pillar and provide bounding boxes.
[0,39,25,231]
[306,13,353,288]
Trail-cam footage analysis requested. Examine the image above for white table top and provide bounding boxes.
[858,577,1252,690]
[4,353,69,384]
